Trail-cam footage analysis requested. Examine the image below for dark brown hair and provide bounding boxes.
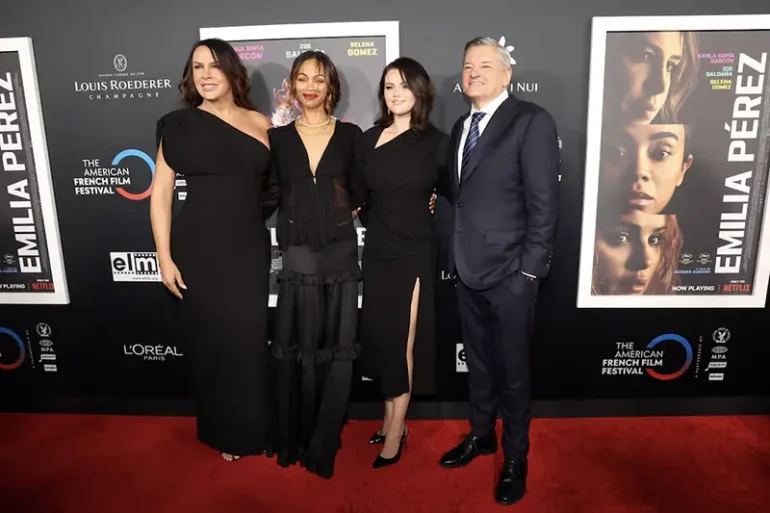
[178,38,255,110]
[591,214,683,295]
[647,214,684,293]
[288,51,341,114]
[658,32,700,124]
[374,57,435,131]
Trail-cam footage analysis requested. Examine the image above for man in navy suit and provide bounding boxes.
[438,36,560,506]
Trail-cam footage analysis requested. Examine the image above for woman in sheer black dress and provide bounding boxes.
[351,57,448,468]
[267,51,362,479]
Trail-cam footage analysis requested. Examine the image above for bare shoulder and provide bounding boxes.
[247,109,271,130]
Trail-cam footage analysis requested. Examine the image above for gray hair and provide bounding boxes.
[463,36,511,71]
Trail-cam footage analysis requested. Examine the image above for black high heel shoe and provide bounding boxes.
[372,428,408,469]
[368,430,386,444]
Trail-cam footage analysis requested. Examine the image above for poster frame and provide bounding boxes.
[0,37,69,305]
[577,14,770,308]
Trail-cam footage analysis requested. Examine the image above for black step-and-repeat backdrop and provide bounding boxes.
[2,2,770,413]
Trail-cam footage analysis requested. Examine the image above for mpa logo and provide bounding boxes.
[36,323,51,338]
[0,327,25,371]
[712,328,730,344]
[110,252,161,282]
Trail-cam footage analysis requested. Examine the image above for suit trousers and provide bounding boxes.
[456,269,537,460]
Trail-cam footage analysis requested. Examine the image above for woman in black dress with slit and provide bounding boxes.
[267,51,362,479]
[150,39,277,461]
[352,57,448,468]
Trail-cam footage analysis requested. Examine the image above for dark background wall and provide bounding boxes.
[1,0,769,416]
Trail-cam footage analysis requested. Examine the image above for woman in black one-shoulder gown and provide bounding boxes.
[150,39,278,460]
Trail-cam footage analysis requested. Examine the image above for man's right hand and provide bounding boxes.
[159,257,186,299]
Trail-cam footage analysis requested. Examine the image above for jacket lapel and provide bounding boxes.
[460,95,519,186]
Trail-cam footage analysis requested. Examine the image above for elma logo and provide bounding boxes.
[0,327,25,371]
[646,334,693,381]
[110,252,161,282]
[456,343,468,373]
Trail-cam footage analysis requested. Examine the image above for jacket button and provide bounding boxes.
[457,202,463,207]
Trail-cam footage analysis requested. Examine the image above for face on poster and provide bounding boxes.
[199,22,399,305]
[577,15,770,308]
[0,38,69,304]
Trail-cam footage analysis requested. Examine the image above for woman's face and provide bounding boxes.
[192,45,231,103]
[595,211,669,295]
[607,32,684,124]
[293,58,329,112]
[383,68,416,119]
[599,124,692,214]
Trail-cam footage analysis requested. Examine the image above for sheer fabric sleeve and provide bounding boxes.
[349,128,369,210]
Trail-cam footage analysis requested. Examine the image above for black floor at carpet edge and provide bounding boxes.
[1,397,769,418]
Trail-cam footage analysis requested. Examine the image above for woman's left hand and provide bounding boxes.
[429,193,437,214]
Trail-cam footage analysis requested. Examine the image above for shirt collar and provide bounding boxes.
[470,89,509,117]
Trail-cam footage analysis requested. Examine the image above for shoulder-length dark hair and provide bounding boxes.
[374,57,435,131]
[288,51,342,114]
[178,38,255,110]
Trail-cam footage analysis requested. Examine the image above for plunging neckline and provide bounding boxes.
[292,120,339,180]
[197,108,270,152]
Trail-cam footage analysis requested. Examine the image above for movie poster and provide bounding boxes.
[0,38,68,304]
[577,15,770,308]
[199,22,399,305]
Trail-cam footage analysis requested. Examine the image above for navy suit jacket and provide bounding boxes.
[440,95,560,290]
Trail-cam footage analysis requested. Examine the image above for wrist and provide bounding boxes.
[157,253,173,265]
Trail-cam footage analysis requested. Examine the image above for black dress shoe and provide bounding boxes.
[372,429,407,469]
[368,430,385,444]
[439,432,497,468]
[495,459,527,506]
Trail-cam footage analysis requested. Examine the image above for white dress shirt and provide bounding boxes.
[456,89,536,280]
[456,89,509,179]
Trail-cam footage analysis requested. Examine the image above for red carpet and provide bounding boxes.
[1,414,769,512]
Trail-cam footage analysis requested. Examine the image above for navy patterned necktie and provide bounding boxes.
[460,112,486,182]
